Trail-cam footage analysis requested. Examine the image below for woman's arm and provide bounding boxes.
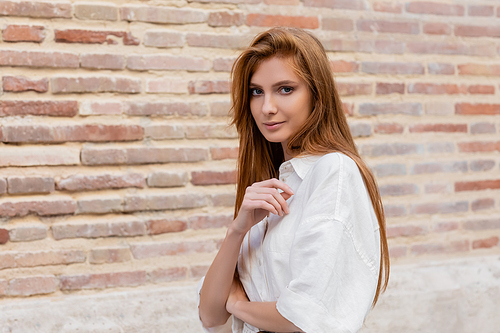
[199,178,294,328]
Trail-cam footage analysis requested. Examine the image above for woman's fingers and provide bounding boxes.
[252,178,294,196]
[245,184,291,216]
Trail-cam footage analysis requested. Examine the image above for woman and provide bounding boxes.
[198,27,389,333]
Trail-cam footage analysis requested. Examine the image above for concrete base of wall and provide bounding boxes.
[1,255,499,332]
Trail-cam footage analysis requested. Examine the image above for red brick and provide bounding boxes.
[455,25,500,38]
[124,102,208,116]
[80,101,122,116]
[77,195,122,214]
[343,103,354,116]
[190,265,210,278]
[470,159,495,171]
[362,62,424,75]
[191,170,236,186]
[210,147,238,160]
[189,80,230,94]
[127,54,211,71]
[80,54,125,70]
[349,123,371,138]
[0,100,77,117]
[7,176,54,194]
[322,18,353,31]
[424,183,450,194]
[130,240,216,259]
[330,60,359,73]
[468,5,494,17]
[60,271,147,290]
[210,100,231,117]
[208,11,244,27]
[374,40,405,54]
[409,123,467,133]
[143,30,185,48]
[57,173,144,192]
[408,83,466,95]
[0,197,76,217]
[214,57,236,72]
[471,198,494,211]
[147,171,188,187]
[147,78,188,94]
[149,267,188,283]
[410,201,468,215]
[463,218,500,230]
[428,63,455,75]
[14,249,86,267]
[2,124,143,143]
[74,3,118,21]
[52,219,146,240]
[455,179,500,192]
[376,83,404,95]
[321,39,373,53]
[406,2,464,16]
[0,178,5,194]
[389,246,406,258]
[188,214,233,230]
[0,228,9,244]
[433,221,459,233]
[0,146,80,167]
[372,163,406,177]
[412,161,467,174]
[3,76,48,92]
[247,13,319,29]
[185,122,232,140]
[359,103,422,116]
[470,123,496,135]
[147,219,187,235]
[423,22,451,35]
[190,0,261,3]
[55,29,139,45]
[121,5,207,24]
[387,225,427,238]
[52,77,141,94]
[455,103,500,115]
[472,237,499,249]
[0,279,7,295]
[7,276,58,296]
[264,0,299,4]
[407,41,468,56]
[124,193,207,212]
[89,247,131,264]
[0,50,79,68]
[458,63,500,76]
[357,20,419,34]
[383,204,407,217]
[8,225,47,242]
[361,143,424,156]
[303,0,366,10]
[373,2,402,13]
[0,1,71,18]
[186,33,251,49]
[380,184,418,196]
[336,82,372,96]
[2,24,45,42]
[458,141,500,153]
[468,85,495,94]
[144,124,184,140]
[411,240,469,256]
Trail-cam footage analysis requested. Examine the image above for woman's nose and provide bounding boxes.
[262,95,277,115]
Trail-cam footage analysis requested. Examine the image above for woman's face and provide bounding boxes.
[249,57,313,150]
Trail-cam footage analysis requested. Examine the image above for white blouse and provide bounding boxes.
[199,152,381,333]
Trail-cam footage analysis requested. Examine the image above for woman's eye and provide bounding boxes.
[250,88,263,96]
[280,87,293,94]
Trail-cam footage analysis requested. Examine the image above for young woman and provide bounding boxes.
[198,27,389,333]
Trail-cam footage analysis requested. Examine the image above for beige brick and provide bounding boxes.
[89,247,131,264]
[9,225,48,242]
[7,276,58,296]
[74,2,118,21]
[147,171,188,187]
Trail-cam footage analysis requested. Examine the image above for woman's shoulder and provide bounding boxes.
[312,152,359,175]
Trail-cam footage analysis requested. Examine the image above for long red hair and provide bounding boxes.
[230,27,389,306]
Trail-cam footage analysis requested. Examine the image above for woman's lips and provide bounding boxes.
[264,121,284,130]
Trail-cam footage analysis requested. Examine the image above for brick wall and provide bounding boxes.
[0,0,499,327]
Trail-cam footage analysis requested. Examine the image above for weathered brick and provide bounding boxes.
[0,100,77,117]
[2,76,48,92]
[124,101,208,116]
[143,30,185,48]
[468,85,495,94]
[185,124,237,139]
[0,178,6,195]
[359,103,422,116]
[264,0,299,4]
[455,179,500,192]
[468,5,494,17]
[423,23,451,35]
[0,228,9,244]
[186,33,251,49]
[7,176,54,194]
[456,103,500,115]
[0,50,79,68]
[458,63,500,76]
[8,225,47,242]
[74,2,118,21]
[191,170,236,186]
[189,0,260,3]
[210,147,238,160]
[427,142,455,154]
[57,173,145,191]
[146,78,189,94]
[336,82,372,96]
[406,2,464,16]
[409,123,467,133]
[455,25,500,38]
[322,18,353,31]
[374,123,404,134]
[130,240,216,259]
[424,183,450,194]
[373,2,402,13]
[14,250,86,267]
[463,218,500,231]
[411,240,469,256]
[214,57,236,72]
[375,83,404,95]
[343,103,354,116]
[372,163,406,177]
[7,276,58,296]
[80,53,125,70]
[55,29,139,45]
[303,0,366,10]
[0,1,71,18]
[80,101,122,116]
[408,83,466,95]
[380,184,418,196]
[458,141,500,153]
[389,246,407,258]
[147,171,188,188]
[410,201,468,215]
[425,102,454,116]
[374,40,405,54]
[383,204,407,217]
[387,224,427,238]
[0,279,7,295]
[77,195,122,214]
[407,41,469,56]
[60,271,146,290]
[127,54,211,71]
[348,122,371,138]
[362,62,424,75]
[320,39,373,53]
[189,80,230,94]
[472,237,499,249]
[330,60,359,73]
[188,214,233,230]
[124,193,207,212]
[471,198,494,212]
[412,161,467,175]
[211,193,236,207]
[121,5,207,24]
[470,160,495,172]
[51,77,141,94]
[357,20,418,34]
[0,196,76,217]
[2,24,45,42]
[433,221,459,233]
[428,63,455,75]
[149,267,188,283]
[210,100,231,117]
[89,247,131,264]
[190,265,210,278]
[52,219,146,240]
[147,219,187,235]
[0,146,80,167]
[144,124,184,140]
[247,14,319,29]
[208,11,244,27]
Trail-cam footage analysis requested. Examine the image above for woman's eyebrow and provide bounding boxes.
[249,80,298,88]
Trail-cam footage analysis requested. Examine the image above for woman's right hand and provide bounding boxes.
[231,178,294,235]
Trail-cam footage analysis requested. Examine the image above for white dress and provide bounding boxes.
[199,153,381,333]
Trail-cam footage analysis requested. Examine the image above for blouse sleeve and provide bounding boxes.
[276,154,380,333]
